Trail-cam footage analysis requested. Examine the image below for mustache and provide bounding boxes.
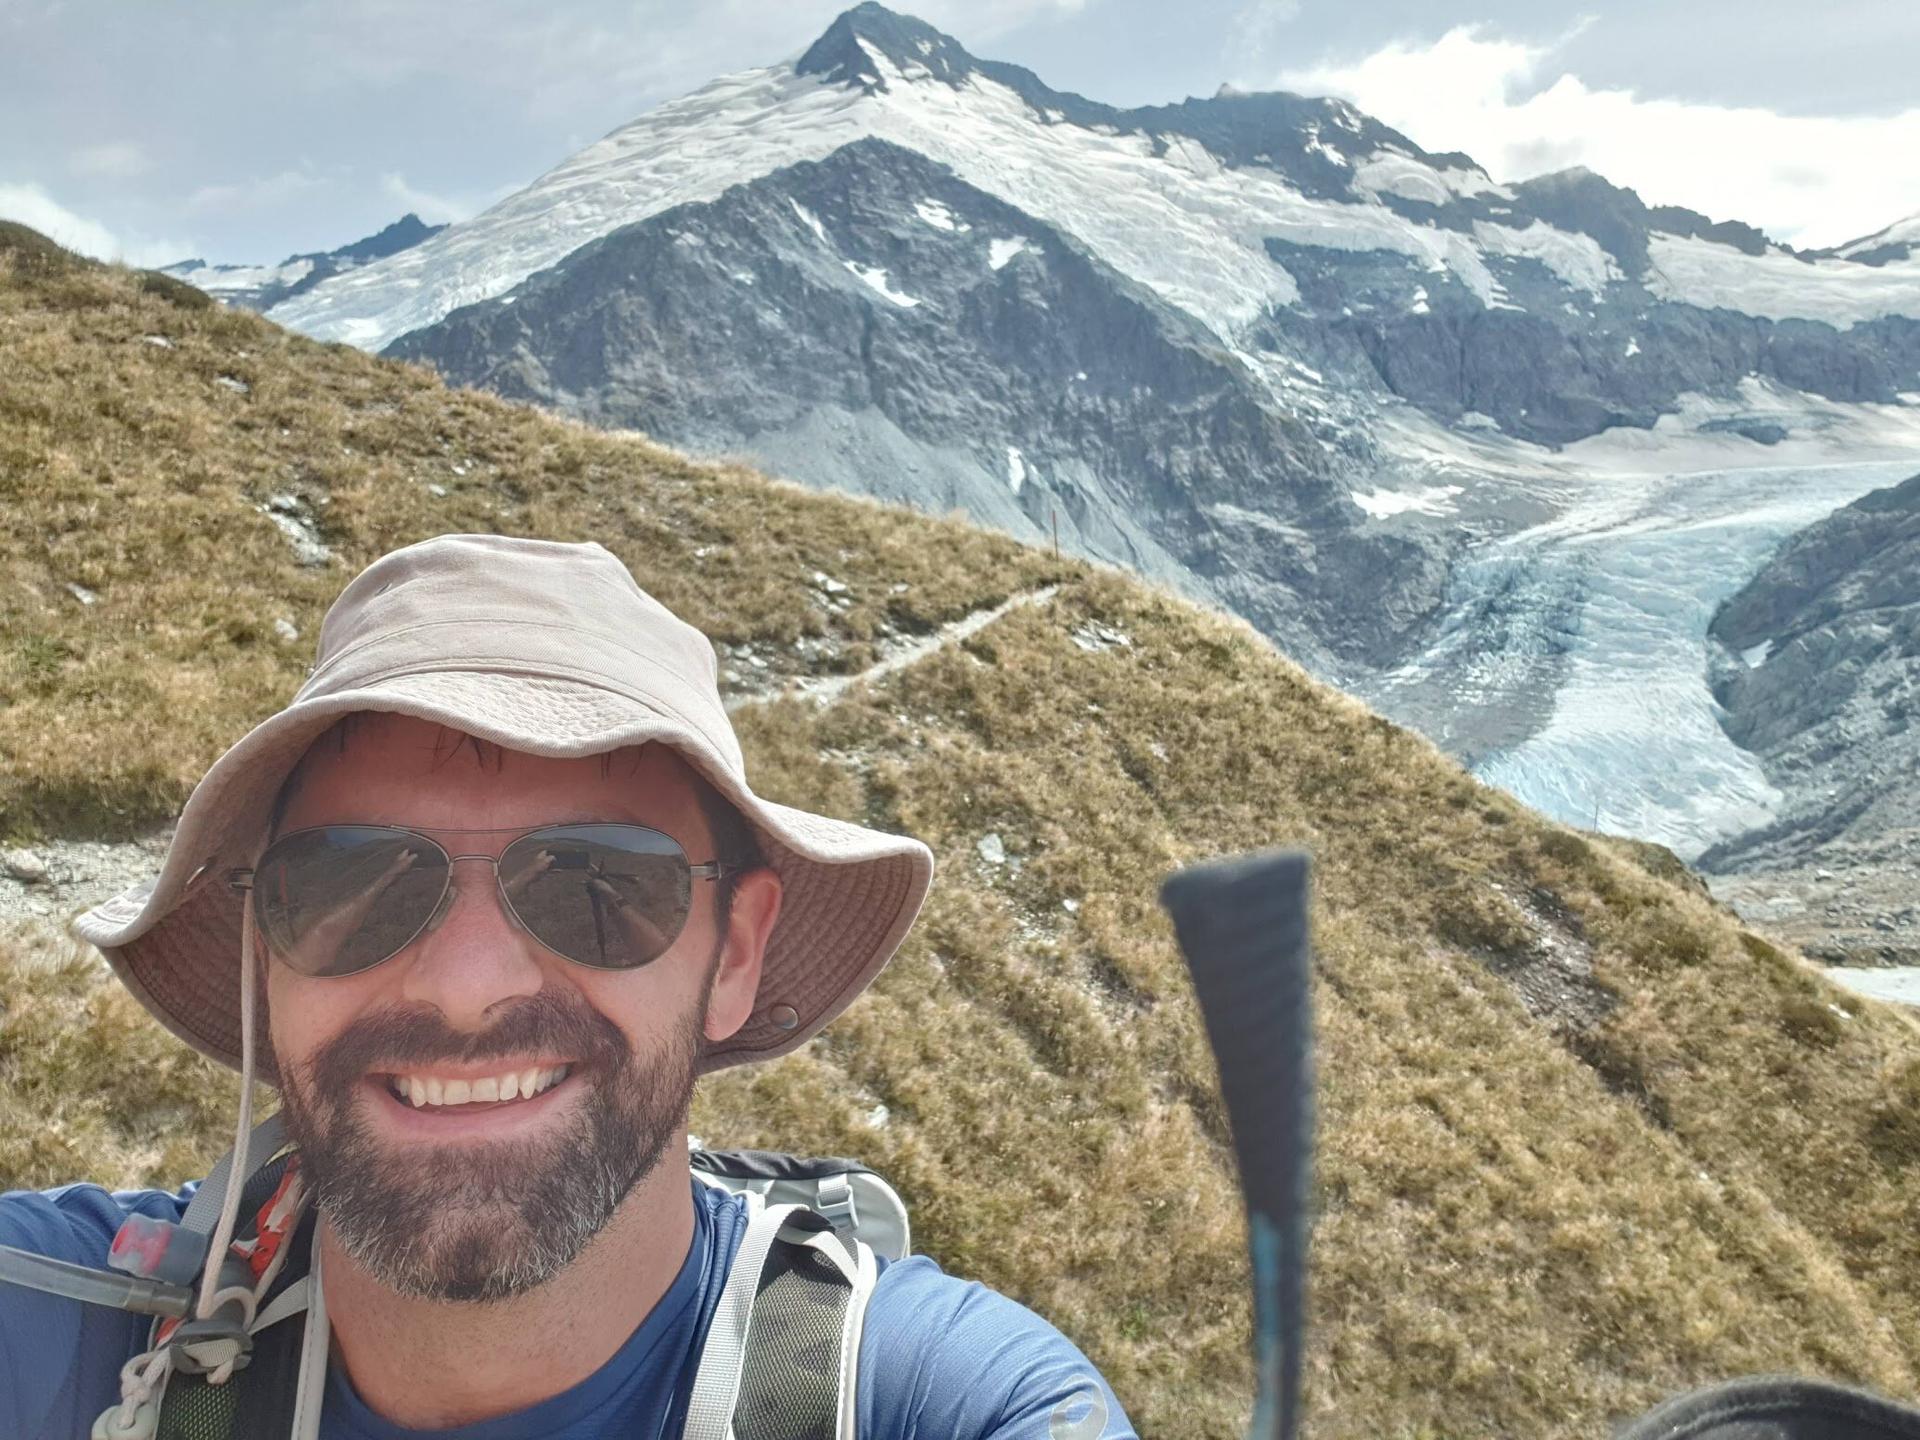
[305,988,631,1095]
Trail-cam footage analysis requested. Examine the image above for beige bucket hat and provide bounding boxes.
[70,533,934,1085]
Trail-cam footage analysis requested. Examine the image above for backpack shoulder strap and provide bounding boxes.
[683,1196,878,1440]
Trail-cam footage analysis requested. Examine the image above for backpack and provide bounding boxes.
[8,1113,910,1440]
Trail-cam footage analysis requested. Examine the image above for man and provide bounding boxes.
[2,533,1134,1438]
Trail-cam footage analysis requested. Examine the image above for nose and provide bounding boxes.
[397,856,546,1028]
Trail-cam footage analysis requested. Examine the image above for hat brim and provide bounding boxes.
[70,673,933,1085]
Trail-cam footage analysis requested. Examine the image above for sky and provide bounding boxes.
[3,0,1916,269]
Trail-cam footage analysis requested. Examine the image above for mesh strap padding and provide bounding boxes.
[152,1151,311,1440]
[155,1315,306,1440]
[732,1238,853,1440]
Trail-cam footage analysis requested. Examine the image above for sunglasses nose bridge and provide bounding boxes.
[422,853,514,935]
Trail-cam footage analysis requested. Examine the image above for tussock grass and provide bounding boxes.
[6,238,1920,1438]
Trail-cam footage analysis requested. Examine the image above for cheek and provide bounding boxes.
[265,965,377,1071]
[571,967,703,1051]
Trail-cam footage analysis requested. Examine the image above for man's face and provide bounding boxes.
[264,713,767,1303]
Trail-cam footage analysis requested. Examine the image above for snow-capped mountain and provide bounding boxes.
[1811,213,1920,269]
[166,213,445,312]
[385,137,1445,671]
[272,3,1920,677]
[271,5,1920,422]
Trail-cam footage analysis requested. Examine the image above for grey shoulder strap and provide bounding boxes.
[180,1111,291,1236]
[683,1195,878,1440]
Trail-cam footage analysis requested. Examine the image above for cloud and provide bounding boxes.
[378,172,469,226]
[70,142,153,179]
[1227,0,1304,61]
[1272,26,1920,248]
[185,166,330,216]
[0,182,188,266]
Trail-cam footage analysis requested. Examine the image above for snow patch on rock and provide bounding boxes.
[843,261,921,306]
[988,236,1032,271]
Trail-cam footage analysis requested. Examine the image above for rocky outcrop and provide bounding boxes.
[1700,472,1920,962]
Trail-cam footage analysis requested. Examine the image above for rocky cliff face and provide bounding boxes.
[1257,165,1920,447]
[1701,471,1920,962]
[386,139,1447,671]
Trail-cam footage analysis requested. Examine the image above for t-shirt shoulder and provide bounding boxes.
[1,1182,197,1440]
[860,1255,1136,1439]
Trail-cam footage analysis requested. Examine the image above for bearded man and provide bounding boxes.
[1,534,1134,1439]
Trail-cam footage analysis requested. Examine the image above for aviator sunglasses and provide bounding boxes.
[234,824,743,979]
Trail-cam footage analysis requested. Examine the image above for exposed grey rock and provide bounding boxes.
[5,849,49,885]
[1700,471,1920,963]
[1070,621,1132,653]
[976,833,1006,865]
[260,493,332,566]
[0,825,175,939]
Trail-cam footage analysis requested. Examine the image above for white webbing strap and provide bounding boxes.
[290,1226,330,1440]
[682,1194,801,1440]
[834,1236,877,1440]
[683,1195,876,1440]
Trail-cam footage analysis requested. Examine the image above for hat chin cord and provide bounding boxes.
[94,890,278,1440]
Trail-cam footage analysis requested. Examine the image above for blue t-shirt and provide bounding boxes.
[2,1177,1134,1439]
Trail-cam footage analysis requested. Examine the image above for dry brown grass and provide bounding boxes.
[6,238,1920,1439]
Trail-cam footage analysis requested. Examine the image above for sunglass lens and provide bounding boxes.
[500,826,693,969]
[255,827,448,977]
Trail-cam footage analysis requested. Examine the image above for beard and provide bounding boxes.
[276,980,708,1304]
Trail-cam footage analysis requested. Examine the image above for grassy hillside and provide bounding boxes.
[5,228,1920,1439]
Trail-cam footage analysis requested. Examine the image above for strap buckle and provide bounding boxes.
[814,1175,857,1233]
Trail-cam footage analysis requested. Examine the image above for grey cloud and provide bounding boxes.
[70,142,151,179]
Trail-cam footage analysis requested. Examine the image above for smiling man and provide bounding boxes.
[0,533,1135,1439]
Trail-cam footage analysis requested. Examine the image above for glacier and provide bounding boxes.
[1374,458,1920,858]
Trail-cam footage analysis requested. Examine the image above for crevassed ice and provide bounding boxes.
[1643,233,1920,330]
[1464,461,1918,857]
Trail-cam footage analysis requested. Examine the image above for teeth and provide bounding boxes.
[391,1065,570,1109]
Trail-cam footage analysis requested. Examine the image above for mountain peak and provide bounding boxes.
[796,4,976,90]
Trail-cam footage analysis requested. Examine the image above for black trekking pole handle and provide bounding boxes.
[1160,849,1314,1440]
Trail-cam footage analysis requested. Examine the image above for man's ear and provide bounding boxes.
[705,867,782,1043]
